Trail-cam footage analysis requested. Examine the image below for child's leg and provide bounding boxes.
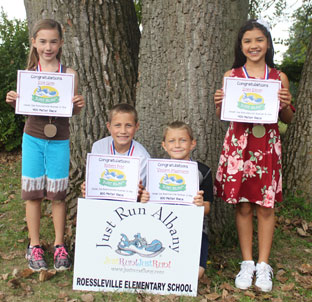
[236,203,253,260]
[255,205,275,263]
[26,199,42,246]
[52,200,66,246]
[199,232,209,279]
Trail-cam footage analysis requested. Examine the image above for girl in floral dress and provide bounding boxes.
[214,19,294,292]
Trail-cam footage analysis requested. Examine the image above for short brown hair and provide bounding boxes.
[162,121,194,141]
[108,103,138,124]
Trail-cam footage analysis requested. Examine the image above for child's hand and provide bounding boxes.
[278,88,292,110]
[214,89,224,109]
[81,181,86,198]
[193,190,204,207]
[140,189,150,203]
[6,91,18,105]
[73,95,85,114]
[137,180,143,199]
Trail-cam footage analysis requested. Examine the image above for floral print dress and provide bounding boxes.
[214,67,282,208]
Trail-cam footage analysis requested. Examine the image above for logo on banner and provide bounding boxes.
[159,174,186,191]
[100,169,127,187]
[238,92,265,111]
[32,86,60,103]
[116,233,165,257]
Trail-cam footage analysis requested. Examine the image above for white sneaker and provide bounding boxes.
[255,262,273,292]
[235,260,255,289]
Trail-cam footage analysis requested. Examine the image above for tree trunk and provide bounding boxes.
[24,0,140,247]
[135,0,248,240]
[282,35,312,202]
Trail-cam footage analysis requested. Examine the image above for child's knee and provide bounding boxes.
[236,202,253,216]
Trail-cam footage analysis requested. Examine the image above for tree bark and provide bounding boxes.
[24,0,140,247]
[136,0,248,239]
[282,35,312,202]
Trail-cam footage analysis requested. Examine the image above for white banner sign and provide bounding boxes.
[85,154,140,202]
[73,198,203,296]
[146,159,199,205]
[15,70,74,117]
[221,77,281,123]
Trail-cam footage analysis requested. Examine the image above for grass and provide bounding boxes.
[0,150,312,301]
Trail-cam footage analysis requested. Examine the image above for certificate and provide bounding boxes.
[15,70,74,117]
[85,154,141,202]
[73,198,203,296]
[221,77,281,123]
[146,159,199,205]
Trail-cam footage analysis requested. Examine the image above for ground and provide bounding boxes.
[0,151,311,302]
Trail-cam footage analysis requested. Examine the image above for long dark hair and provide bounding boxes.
[27,19,63,70]
[232,19,274,69]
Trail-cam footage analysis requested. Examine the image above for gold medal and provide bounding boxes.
[252,124,266,138]
[44,124,57,138]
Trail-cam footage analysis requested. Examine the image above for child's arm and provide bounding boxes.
[67,68,85,115]
[214,70,232,119]
[278,72,293,124]
[193,190,211,215]
[81,181,86,198]
[6,91,18,108]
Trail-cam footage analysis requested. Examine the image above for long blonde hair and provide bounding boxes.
[27,19,63,70]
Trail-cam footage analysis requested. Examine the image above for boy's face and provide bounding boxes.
[106,112,139,153]
[162,128,196,161]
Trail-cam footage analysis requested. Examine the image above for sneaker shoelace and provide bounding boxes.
[238,263,255,278]
[54,246,68,260]
[31,247,44,261]
[256,264,273,281]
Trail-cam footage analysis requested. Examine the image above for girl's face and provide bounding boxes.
[32,29,63,63]
[162,128,196,161]
[241,28,268,64]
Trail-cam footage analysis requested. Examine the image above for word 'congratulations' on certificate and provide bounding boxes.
[221,77,281,124]
[146,158,199,205]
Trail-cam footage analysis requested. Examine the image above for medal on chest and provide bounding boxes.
[38,62,62,139]
[243,65,269,139]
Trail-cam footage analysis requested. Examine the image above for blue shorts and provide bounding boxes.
[200,232,209,268]
[21,133,70,201]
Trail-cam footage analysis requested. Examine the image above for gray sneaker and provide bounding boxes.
[255,262,273,292]
[25,245,48,271]
[54,245,71,271]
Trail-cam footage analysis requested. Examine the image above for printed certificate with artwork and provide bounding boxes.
[85,153,141,202]
[73,198,204,296]
[221,77,281,123]
[146,159,199,205]
[15,70,74,117]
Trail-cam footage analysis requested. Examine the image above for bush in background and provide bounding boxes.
[0,11,28,151]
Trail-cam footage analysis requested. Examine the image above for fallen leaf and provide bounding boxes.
[58,291,68,299]
[220,282,235,292]
[302,220,309,232]
[222,288,228,299]
[7,278,20,288]
[12,268,19,277]
[244,291,255,298]
[297,227,308,237]
[81,293,94,302]
[271,298,283,302]
[39,270,56,282]
[281,283,295,291]
[298,263,312,274]
[205,293,220,301]
[20,282,33,294]
[2,274,9,281]
[19,268,34,278]
[0,291,5,301]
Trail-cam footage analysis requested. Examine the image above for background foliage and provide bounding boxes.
[0,11,28,151]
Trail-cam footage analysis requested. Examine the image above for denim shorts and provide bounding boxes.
[21,133,70,201]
